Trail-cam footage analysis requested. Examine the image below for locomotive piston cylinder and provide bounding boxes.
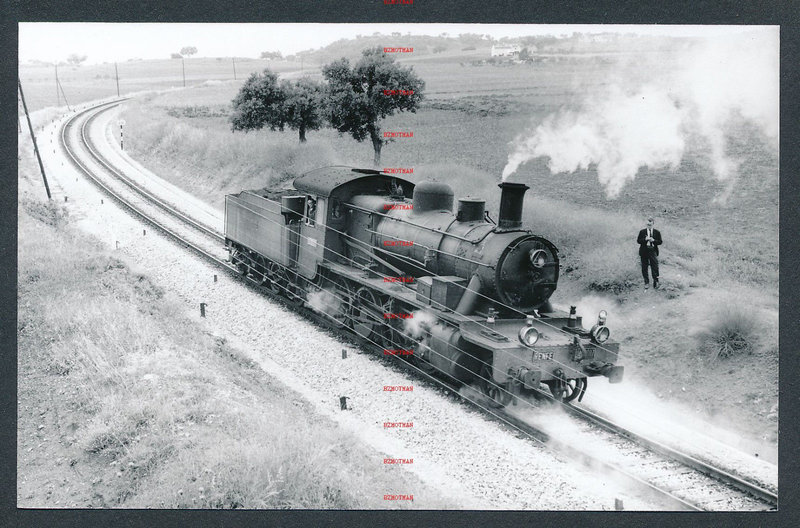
[426,323,482,383]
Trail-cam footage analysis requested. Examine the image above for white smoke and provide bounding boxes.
[306,287,341,318]
[502,29,778,200]
[403,310,437,339]
[502,85,686,198]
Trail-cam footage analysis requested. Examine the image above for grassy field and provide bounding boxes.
[19,57,306,113]
[17,160,451,508]
[110,45,778,447]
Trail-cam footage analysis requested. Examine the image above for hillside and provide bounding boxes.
[16,137,452,508]
[114,40,778,455]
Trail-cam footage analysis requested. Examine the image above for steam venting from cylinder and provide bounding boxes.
[497,182,530,230]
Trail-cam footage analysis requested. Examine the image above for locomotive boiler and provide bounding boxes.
[224,166,623,406]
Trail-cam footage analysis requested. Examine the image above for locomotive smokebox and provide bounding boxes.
[497,182,530,231]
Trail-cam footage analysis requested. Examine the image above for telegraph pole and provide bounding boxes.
[232,57,237,80]
[55,64,60,106]
[18,80,51,200]
[181,57,186,87]
[56,76,71,111]
[114,62,120,97]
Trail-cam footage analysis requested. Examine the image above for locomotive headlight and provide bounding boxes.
[598,310,607,325]
[529,249,547,269]
[591,324,611,344]
[518,326,540,347]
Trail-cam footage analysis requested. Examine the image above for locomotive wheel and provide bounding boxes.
[352,287,383,342]
[251,256,267,285]
[479,363,513,408]
[546,378,586,403]
[266,262,286,296]
[379,297,410,350]
[326,275,353,329]
[232,248,249,276]
[411,338,437,374]
[286,274,306,306]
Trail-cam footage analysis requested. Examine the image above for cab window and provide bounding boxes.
[305,196,317,226]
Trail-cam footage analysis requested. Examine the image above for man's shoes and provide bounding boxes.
[654,280,660,290]
[644,283,650,290]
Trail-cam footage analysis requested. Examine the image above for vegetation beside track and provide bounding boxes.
[17,172,451,508]
[116,73,778,451]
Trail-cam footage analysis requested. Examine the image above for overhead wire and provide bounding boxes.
[219,190,701,442]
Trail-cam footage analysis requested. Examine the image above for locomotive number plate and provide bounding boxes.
[534,352,554,361]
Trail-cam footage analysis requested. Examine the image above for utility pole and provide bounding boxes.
[181,57,186,87]
[56,76,71,111]
[18,80,51,200]
[232,57,237,80]
[55,64,60,106]
[114,62,120,97]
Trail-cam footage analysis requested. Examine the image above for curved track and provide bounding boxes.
[59,99,777,512]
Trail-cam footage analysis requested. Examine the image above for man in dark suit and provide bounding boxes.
[637,217,662,289]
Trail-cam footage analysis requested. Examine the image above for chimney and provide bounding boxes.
[497,182,530,231]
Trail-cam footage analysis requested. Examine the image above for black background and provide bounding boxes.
[2,1,797,527]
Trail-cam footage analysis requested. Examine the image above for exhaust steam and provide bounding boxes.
[501,30,778,202]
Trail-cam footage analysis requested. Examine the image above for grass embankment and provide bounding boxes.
[17,189,450,508]
[117,85,777,445]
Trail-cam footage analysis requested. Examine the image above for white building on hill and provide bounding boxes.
[490,44,521,57]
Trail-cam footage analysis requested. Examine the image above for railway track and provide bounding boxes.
[59,98,777,511]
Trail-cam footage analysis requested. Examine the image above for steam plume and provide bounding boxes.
[502,29,778,200]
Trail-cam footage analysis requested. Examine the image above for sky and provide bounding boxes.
[18,23,775,65]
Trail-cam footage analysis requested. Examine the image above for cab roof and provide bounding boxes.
[293,166,416,198]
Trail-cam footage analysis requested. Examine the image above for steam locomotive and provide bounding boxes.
[224,166,623,406]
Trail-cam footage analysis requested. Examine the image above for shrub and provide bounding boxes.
[20,197,69,227]
[697,306,757,359]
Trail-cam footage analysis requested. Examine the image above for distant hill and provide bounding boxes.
[292,32,698,64]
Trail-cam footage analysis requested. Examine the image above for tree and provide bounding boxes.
[322,47,425,166]
[519,47,532,62]
[180,46,198,57]
[170,52,182,59]
[230,69,326,143]
[67,53,87,66]
[260,50,283,60]
[279,77,325,142]
[230,70,285,134]
[458,33,485,47]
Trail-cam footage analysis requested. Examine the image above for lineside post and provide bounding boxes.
[18,80,51,200]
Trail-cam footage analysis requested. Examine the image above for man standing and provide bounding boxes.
[637,217,662,289]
